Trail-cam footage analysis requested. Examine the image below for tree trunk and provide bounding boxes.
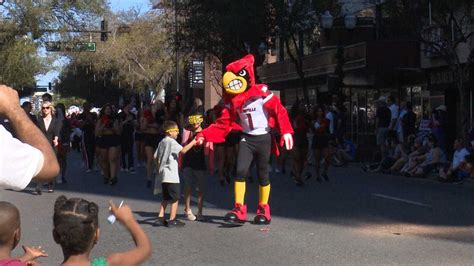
[285,37,310,106]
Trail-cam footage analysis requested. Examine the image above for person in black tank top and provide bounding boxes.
[182,114,213,221]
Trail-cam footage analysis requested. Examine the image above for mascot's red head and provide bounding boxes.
[222,54,255,95]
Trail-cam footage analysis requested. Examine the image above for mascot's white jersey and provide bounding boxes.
[238,93,274,135]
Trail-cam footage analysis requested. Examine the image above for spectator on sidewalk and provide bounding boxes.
[375,97,391,159]
[0,85,59,190]
[334,133,356,166]
[408,136,445,177]
[400,102,417,143]
[439,138,470,183]
[363,138,401,173]
[53,196,151,265]
[387,96,399,139]
[0,201,48,265]
[431,105,447,151]
[388,134,416,173]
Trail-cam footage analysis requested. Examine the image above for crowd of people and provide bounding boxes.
[18,92,356,195]
[362,96,474,184]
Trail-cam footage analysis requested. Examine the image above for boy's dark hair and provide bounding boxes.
[163,120,178,132]
[42,93,53,102]
[53,195,99,255]
[0,202,20,246]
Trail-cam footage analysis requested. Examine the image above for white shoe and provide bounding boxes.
[185,210,196,221]
[275,168,281,174]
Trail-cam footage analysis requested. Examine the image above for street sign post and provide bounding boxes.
[188,60,204,89]
[45,41,96,52]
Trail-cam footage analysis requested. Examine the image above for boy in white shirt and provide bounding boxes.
[154,121,197,227]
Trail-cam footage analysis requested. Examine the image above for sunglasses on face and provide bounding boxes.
[42,106,51,110]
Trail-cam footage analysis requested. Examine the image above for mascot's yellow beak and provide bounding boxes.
[223,71,247,95]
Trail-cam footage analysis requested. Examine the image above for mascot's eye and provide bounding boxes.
[238,69,247,77]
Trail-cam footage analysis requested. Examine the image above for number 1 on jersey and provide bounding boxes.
[246,113,254,130]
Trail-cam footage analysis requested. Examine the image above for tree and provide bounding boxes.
[161,0,275,92]
[271,0,339,105]
[384,0,474,136]
[57,10,175,101]
[0,0,107,89]
[0,35,47,88]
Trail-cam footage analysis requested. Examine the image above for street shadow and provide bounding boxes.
[5,152,474,244]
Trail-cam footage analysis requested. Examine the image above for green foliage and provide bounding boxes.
[57,11,174,99]
[0,0,106,89]
[0,37,47,88]
[168,0,274,64]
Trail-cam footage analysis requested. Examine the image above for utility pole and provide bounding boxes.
[174,0,179,93]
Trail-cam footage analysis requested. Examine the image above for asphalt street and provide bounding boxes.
[2,151,474,265]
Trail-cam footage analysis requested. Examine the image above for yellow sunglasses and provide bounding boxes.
[166,128,179,133]
[188,114,203,125]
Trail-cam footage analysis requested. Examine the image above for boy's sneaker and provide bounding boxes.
[166,219,185,228]
[120,167,126,172]
[154,217,167,226]
[185,210,197,221]
[129,167,136,174]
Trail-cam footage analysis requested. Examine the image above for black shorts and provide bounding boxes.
[225,130,241,147]
[135,132,144,142]
[162,182,180,201]
[144,133,164,150]
[96,135,120,148]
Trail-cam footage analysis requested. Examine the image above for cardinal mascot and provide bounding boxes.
[197,54,293,225]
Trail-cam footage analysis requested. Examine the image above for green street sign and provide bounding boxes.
[45,41,96,52]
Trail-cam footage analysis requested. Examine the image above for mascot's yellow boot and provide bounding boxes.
[254,184,271,225]
[224,181,247,224]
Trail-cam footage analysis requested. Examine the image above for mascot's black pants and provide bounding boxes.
[236,133,271,186]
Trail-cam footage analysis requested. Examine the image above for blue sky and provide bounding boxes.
[36,0,151,86]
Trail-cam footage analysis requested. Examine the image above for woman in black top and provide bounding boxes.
[95,104,121,185]
[36,101,61,194]
[56,103,71,184]
[120,101,137,173]
[141,101,165,188]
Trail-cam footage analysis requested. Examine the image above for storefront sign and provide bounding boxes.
[427,68,470,89]
[419,119,431,132]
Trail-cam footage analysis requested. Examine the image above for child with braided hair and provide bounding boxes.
[53,195,151,266]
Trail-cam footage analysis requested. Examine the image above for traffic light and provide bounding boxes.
[100,20,108,42]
